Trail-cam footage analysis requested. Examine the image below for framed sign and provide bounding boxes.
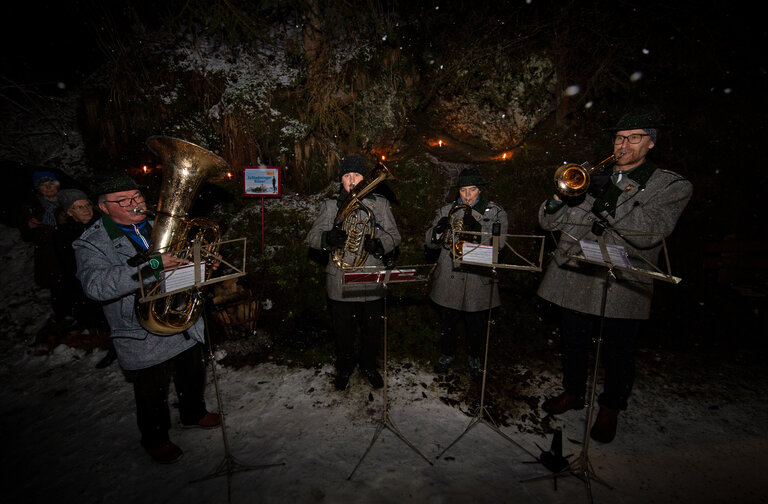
[243,166,281,197]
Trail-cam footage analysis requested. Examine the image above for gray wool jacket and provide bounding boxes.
[537,160,693,319]
[73,216,203,371]
[306,194,401,302]
[425,199,508,312]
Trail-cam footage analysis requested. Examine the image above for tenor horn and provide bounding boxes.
[443,202,472,258]
[136,136,229,336]
[331,162,395,270]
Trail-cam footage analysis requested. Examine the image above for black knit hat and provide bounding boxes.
[339,155,367,179]
[456,167,485,188]
[92,172,139,196]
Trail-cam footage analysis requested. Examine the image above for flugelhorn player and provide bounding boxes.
[425,167,508,378]
[537,107,692,443]
[306,155,401,391]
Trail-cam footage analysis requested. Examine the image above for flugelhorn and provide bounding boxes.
[443,203,472,258]
[553,153,622,197]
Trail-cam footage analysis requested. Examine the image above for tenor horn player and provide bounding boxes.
[537,107,693,443]
[306,155,401,391]
[74,173,220,464]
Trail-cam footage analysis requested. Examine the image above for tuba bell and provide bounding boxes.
[553,153,621,197]
[135,136,229,336]
[331,162,395,270]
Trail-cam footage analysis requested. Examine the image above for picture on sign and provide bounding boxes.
[243,167,281,197]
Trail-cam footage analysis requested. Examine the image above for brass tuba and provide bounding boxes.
[553,153,621,197]
[331,162,395,270]
[136,136,229,336]
[442,203,473,257]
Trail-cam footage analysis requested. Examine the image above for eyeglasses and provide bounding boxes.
[103,192,145,208]
[71,203,92,211]
[613,133,650,145]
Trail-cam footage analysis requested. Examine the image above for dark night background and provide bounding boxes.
[2,0,767,422]
[2,2,768,503]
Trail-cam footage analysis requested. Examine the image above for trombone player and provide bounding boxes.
[306,155,401,391]
[537,108,693,443]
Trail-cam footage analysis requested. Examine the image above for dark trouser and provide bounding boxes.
[559,308,640,411]
[131,343,208,448]
[438,306,488,359]
[328,297,383,372]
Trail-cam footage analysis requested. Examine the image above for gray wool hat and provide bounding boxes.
[91,172,140,197]
[606,107,666,143]
[58,189,90,211]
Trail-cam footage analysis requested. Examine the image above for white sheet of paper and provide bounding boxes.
[579,240,631,268]
[161,263,206,292]
[461,243,494,265]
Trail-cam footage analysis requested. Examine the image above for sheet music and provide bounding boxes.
[461,243,494,265]
[578,240,631,268]
[161,262,206,292]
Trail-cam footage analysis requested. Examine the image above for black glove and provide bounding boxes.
[434,216,450,234]
[363,236,380,254]
[591,217,610,236]
[325,227,348,249]
[588,170,613,199]
[462,212,479,232]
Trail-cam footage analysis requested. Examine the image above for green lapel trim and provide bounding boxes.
[101,214,125,241]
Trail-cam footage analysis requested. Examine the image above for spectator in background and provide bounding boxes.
[56,188,115,367]
[17,170,69,343]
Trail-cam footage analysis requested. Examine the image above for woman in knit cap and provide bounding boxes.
[425,167,508,378]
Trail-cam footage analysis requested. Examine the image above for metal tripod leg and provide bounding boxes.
[348,284,432,480]
[190,311,284,502]
[436,268,538,461]
[522,269,615,503]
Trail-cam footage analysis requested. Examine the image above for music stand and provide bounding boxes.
[189,309,285,501]
[344,265,436,480]
[435,227,545,461]
[523,225,681,503]
[136,237,283,502]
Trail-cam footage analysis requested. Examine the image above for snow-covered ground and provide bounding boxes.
[2,222,767,503]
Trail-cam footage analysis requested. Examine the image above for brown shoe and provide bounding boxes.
[590,406,619,443]
[145,440,183,464]
[183,412,221,429]
[542,392,584,415]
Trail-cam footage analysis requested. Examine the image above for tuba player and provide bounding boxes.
[306,155,401,391]
[74,173,220,464]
